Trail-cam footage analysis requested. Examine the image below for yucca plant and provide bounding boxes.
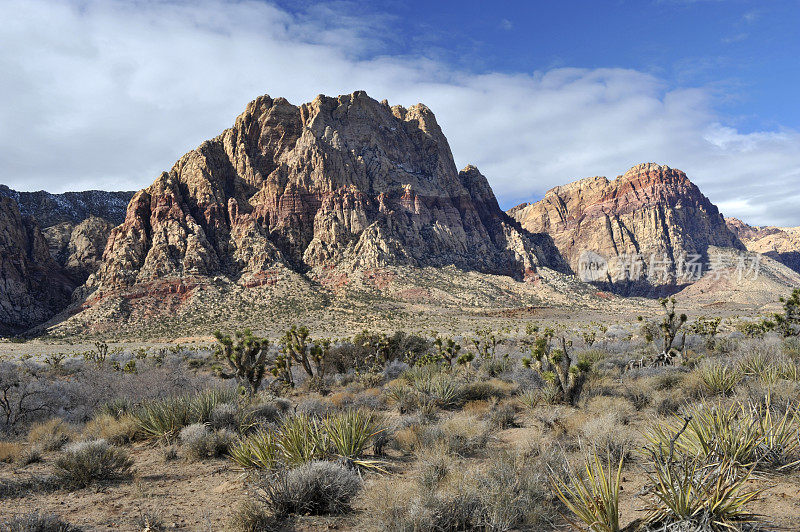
[643,455,761,530]
[189,387,238,423]
[519,389,540,409]
[132,395,193,442]
[749,397,800,471]
[228,427,279,470]
[700,363,740,396]
[278,413,325,466]
[645,403,760,470]
[323,410,386,472]
[552,450,623,532]
[739,353,769,377]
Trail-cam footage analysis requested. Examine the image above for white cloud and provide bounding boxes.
[1,0,799,226]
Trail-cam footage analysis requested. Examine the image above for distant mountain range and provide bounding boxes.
[1,92,798,337]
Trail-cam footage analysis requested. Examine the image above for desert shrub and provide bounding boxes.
[383,359,410,380]
[485,401,518,430]
[247,397,292,426]
[439,413,490,456]
[459,378,514,402]
[518,389,540,409]
[553,450,623,532]
[1,511,81,532]
[581,414,635,463]
[210,402,239,430]
[27,418,74,451]
[53,439,133,489]
[178,423,234,461]
[0,474,60,500]
[229,500,284,532]
[295,396,334,418]
[0,362,60,434]
[361,445,564,531]
[257,461,362,517]
[82,413,138,445]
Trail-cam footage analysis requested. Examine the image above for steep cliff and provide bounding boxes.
[0,196,75,334]
[87,91,567,302]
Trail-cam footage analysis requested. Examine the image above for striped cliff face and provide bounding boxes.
[508,163,745,296]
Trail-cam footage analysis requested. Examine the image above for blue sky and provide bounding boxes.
[1,0,799,225]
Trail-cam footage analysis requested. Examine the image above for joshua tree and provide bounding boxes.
[213,329,269,395]
[692,316,722,350]
[658,297,687,362]
[434,336,462,366]
[774,288,800,337]
[470,328,499,360]
[522,329,590,405]
[280,325,331,382]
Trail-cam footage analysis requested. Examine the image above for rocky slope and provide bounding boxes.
[85,91,568,307]
[726,218,800,274]
[0,186,133,227]
[0,196,75,334]
[43,217,117,283]
[508,163,745,295]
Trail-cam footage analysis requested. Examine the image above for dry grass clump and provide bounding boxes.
[27,418,75,452]
[581,413,636,463]
[1,511,81,532]
[359,445,564,531]
[394,412,490,457]
[0,441,22,464]
[82,413,138,445]
[53,439,133,489]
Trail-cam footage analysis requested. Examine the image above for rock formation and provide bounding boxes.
[87,91,567,301]
[508,163,744,295]
[43,217,117,283]
[0,196,75,334]
[0,186,133,227]
[726,218,800,274]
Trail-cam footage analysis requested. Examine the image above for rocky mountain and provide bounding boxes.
[85,91,568,306]
[0,196,75,335]
[43,217,117,283]
[0,185,133,227]
[508,163,745,295]
[726,218,800,274]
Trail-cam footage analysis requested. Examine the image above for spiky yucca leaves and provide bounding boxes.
[229,428,279,471]
[228,410,386,472]
[522,331,590,405]
[214,329,269,396]
[132,395,193,442]
[643,455,760,530]
[278,413,325,466]
[132,389,236,442]
[323,410,386,471]
[552,450,623,532]
[645,399,800,472]
[700,363,741,396]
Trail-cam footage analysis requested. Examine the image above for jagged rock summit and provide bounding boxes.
[508,163,745,295]
[88,91,567,303]
[726,217,800,274]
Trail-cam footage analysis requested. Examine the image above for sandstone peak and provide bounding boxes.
[508,163,743,295]
[87,91,568,306]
